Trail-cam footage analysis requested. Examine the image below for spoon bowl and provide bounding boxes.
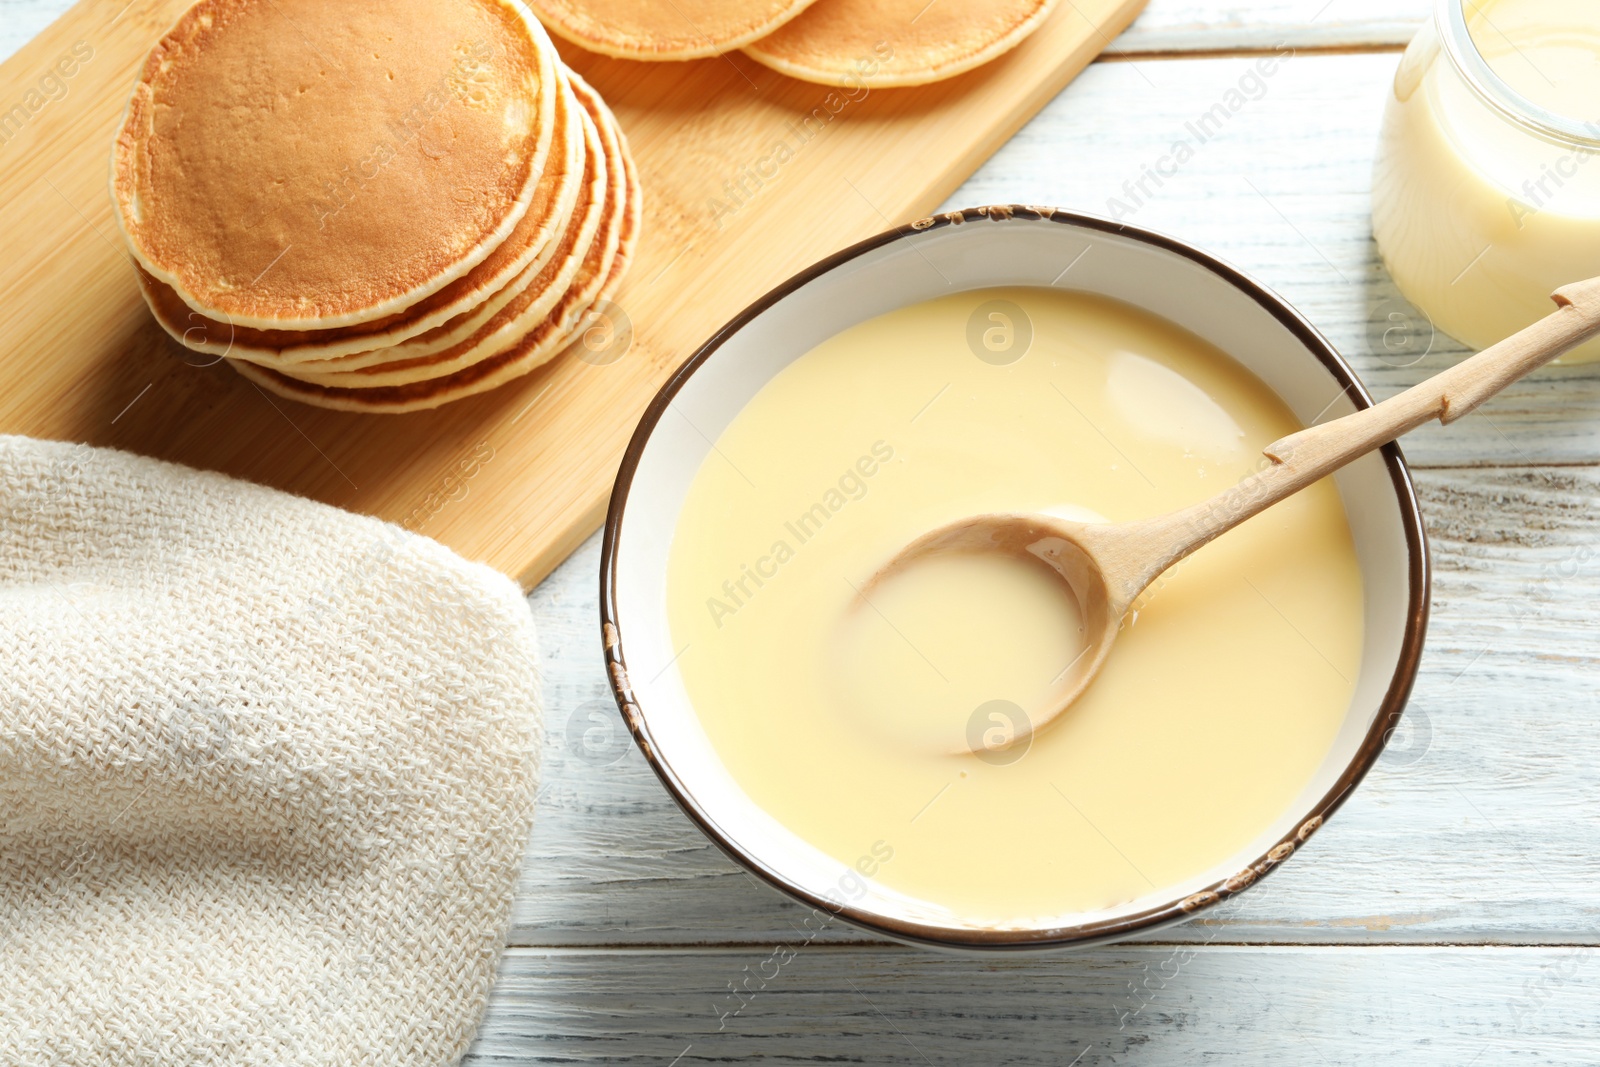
[859,512,1121,751]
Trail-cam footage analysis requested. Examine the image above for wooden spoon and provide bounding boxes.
[870,278,1600,753]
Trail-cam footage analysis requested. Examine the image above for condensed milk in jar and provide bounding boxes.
[1372,0,1600,363]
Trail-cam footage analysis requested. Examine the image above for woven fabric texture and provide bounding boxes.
[0,435,542,1066]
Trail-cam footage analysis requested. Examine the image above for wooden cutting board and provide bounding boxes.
[0,0,1145,590]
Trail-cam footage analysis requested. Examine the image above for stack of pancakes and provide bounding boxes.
[529,0,1059,87]
[110,0,640,414]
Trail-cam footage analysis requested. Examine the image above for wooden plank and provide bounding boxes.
[0,0,64,60]
[466,944,1600,1063]
[1107,0,1429,55]
[0,0,1145,592]
[514,463,1600,946]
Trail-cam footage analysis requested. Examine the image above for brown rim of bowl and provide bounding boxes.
[598,204,1432,951]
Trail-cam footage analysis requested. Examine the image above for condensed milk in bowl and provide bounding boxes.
[1373,0,1600,363]
[601,209,1430,949]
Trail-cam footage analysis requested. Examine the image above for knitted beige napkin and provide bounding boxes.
[0,436,542,1066]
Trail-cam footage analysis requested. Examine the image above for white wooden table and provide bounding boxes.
[11,1,1600,1061]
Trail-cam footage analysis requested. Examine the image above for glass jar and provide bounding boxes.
[1372,0,1600,363]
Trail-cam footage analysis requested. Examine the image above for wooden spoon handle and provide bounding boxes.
[1099,277,1600,609]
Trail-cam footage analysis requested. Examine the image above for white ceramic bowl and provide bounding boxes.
[600,206,1430,950]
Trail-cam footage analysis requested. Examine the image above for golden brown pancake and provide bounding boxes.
[286,73,631,392]
[273,82,613,389]
[112,0,558,329]
[230,96,641,413]
[461,136,641,392]
[141,73,586,365]
[438,72,643,393]
[529,0,820,60]
[742,0,1058,86]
